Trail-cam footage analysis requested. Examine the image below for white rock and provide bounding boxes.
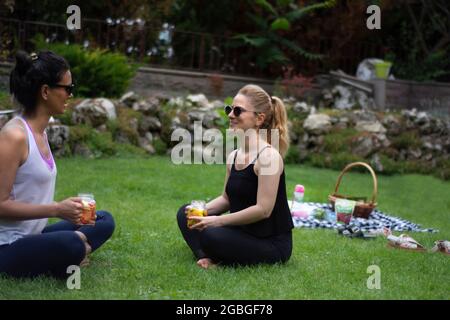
[303,114,332,135]
[186,94,209,109]
[96,98,117,120]
[355,120,387,134]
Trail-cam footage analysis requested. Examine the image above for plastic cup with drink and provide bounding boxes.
[78,193,96,225]
[335,198,356,225]
[186,200,208,228]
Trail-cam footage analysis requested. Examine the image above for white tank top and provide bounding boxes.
[0,117,57,245]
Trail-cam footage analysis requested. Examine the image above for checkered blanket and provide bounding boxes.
[292,202,438,233]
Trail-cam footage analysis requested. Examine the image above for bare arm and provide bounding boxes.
[0,126,82,223]
[205,195,229,216]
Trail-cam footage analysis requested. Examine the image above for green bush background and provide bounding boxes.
[33,35,136,98]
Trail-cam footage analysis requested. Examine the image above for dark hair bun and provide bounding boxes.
[14,50,33,76]
[9,50,70,114]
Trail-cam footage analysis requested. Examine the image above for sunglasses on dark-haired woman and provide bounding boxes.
[50,83,75,95]
[224,105,258,117]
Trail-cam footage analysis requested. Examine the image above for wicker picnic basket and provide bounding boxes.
[328,162,378,219]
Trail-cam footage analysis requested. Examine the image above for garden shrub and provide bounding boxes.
[0,91,13,110]
[68,125,92,144]
[320,108,345,118]
[159,107,179,146]
[33,35,136,98]
[434,158,450,180]
[116,143,148,157]
[285,145,301,164]
[306,153,330,169]
[54,109,73,126]
[106,119,120,140]
[68,125,117,157]
[391,130,422,150]
[289,118,305,141]
[215,106,229,134]
[306,152,365,171]
[378,154,403,175]
[380,147,399,160]
[328,152,366,172]
[153,137,168,155]
[286,106,308,122]
[403,160,434,175]
[87,131,117,157]
[116,107,142,146]
[323,128,358,154]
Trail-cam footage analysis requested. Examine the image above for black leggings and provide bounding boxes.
[0,211,115,278]
[177,205,292,266]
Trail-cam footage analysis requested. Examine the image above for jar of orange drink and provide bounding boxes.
[187,200,207,228]
[78,193,96,225]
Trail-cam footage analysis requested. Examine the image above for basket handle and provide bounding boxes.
[332,162,378,204]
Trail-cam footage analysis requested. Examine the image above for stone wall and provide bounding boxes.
[130,66,275,99]
[290,103,450,175]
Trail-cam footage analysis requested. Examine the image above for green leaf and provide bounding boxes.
[277,0,293,7]
[255,0,278,16]
[271,18,291,31]
[224,97,233,105]
[286,0,336,22]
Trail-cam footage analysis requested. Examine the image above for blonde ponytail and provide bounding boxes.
[269,96,289,157]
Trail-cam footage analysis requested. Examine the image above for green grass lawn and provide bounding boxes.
[0,156,449,299]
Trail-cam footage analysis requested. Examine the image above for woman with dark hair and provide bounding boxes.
[177,84,294,269]
[0,51,115,278]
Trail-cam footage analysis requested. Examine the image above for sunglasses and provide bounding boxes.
[50,83,75,95]
[224,105,257,117]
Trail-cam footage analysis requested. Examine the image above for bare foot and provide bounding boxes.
[75,231,91,267]
[197,258,216,269]
[80,256,90,267]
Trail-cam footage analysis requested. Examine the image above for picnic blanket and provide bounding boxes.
[291,202,438,233]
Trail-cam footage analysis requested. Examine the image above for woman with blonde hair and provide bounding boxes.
[177,84,294,269]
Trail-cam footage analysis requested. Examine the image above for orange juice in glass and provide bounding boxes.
[78,193,96,225]
[187,200,207,228]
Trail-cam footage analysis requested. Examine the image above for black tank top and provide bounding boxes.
[225,147,294,238]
